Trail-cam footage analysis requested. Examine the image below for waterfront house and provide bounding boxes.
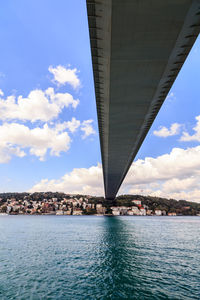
[140,208,146,216]
[56,210,64,215]
[168,212,177,216]
[132,200,141,206]
[111,207,120,216]
[155,210,162,216]
[131,206,140,215]
[73,209,82,215]
[96,204,106,215]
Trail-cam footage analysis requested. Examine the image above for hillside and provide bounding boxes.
[0,192,200,215]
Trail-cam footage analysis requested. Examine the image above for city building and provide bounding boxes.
[155,210,162,216]
[132,200,141,206]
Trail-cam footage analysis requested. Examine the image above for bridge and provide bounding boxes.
[87,0,200,200]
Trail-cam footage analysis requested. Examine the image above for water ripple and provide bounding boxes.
[0,215,200,299]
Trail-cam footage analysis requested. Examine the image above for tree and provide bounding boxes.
[0,205,7,213]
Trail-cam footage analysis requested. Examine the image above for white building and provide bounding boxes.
[56,210,63,215]
[82,202,87,210]
[112,210,120,216]
[96,204,106,214]
[111,207,120,216]
[7,206,12,213]
[131,206,140,215]
[140,208,146,216]
[119,206,130,215]
[63,210,71,215]
[132,200,141,206]
[146,209,153,215]
[168,212,177,216]
[155,210,162,216]
[73,210,82,215]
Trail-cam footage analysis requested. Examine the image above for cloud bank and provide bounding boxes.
[0,65,95,163]
[29,163,104,196]
[0,122,71,162]
[0,87,79,122]
[29,145,200,202]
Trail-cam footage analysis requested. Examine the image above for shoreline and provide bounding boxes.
[1,214,199,217]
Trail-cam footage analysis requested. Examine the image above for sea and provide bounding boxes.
[0,215,199,299]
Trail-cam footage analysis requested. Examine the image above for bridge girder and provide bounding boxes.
[87,0,200,199]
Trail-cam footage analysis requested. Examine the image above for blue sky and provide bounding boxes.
[0,0,200,202]
[0,0,100,191]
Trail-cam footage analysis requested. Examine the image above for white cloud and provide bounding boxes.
[48,65,80,89]
[0,87,79,122]
[0,122,71,162]
[55,118,95,135]
[122,146,200,185]
[166,92,176,102]
[81,119,96,139]
[0,65,95,164]
[0,117,96,163]
[65,117,81,133]
[0,145,26,164]
[29,163,104,195]
[29,145,200,202]
[153,123,181,137]
[180,115,200,142]
[120,145,200,202]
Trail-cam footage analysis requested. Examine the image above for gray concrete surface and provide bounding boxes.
[87,0,200,199]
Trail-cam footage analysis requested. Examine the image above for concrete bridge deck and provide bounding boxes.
[87,0,200,199]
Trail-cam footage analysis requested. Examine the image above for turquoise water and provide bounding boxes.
[0,216,200,299]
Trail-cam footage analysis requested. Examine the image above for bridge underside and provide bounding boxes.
[87,0,200,199]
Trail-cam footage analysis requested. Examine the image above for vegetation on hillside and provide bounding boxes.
[0,192,200,215]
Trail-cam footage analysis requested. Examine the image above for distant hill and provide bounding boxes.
[0,192,200,215]
[82,194,200,215]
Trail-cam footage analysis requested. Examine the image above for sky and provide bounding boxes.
[0,0,200,202]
